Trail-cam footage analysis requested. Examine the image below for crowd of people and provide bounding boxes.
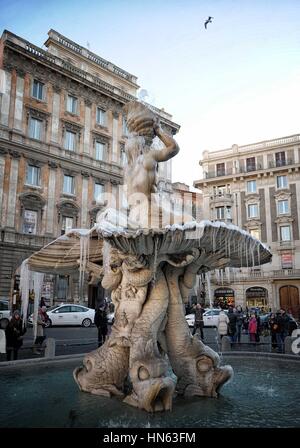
[191,303,297,353]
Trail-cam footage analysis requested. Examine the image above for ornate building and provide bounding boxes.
[0,29,179,306]
[194,135,300,317]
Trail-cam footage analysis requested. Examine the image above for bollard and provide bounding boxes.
[284,336,293,354]
[221,336,231,352]
[44,338,56,358]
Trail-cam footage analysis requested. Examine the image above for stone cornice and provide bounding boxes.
[274,216,293,224]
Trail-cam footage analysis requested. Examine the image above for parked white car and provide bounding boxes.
[28,304,95,328]
[0,299,11,328]
[186,308,228,328]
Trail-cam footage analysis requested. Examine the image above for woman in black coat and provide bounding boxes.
[94,307,108,347]
[5,310,26,361]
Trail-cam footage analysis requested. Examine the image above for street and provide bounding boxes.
[0,323,274,362]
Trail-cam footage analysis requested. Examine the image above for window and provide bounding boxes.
[247,180,257,193]
[122,116,128,136]
[215,206,231,220]
[61,216,73,235]
[32,80,44,101]
[66,95,78,114]
[248,203,258,218]
[226,206,232,220]
[95,141,105,160]
[216,163,225,177]
[275,151,286,167]
[281,252,293,269]
[56,306,72,313]
[280,225,291,241]
[214,185,226,196]
[250,228,260,240]
[29,117,42,140]
[65,131,76,151]
[96,107,106,126]
[246,157,256,172]
[277,175,288,189]
[277,200,289,215]
[23,210,37,234]
[120,148,127,166]
[63,175,74,194]
[94,183,104,201]
[216,206,225,219]
[26,165,40,186]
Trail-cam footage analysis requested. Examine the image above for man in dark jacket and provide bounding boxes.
[228,307,237,343]
[275,308,290,353]
[192,303,205,340]
[94,306,108,347]
[5,310,26,360]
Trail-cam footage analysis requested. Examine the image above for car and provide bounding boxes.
[186,308,228,328]
[28,304,95,328]
[0,299,11,329]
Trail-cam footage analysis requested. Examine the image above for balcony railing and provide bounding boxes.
[203,159,296,180]
[211,268,300,284]
[1,230,54,248]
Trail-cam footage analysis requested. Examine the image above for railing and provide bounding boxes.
[48,29,137,83]
[210,193,232,200]
[1,230,54,247]
[203,158,297,179]
[211,268,300,283]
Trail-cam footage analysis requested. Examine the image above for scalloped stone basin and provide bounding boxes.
[1,355,299,428]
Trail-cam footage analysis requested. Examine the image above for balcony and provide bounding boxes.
[211,268,300,285]
[1,230,54,248]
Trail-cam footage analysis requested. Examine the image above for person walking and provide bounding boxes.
[192,303,205,340]
[217,310,229,340]
[227,307,238,343]
[5,310,26,361]
[275,308,290,353]
[33,307,46,354]
[269,313,278,351]
[255,312,261,343]
[94,306,108,347]
[236,310,244,343]
[248,314,257,344]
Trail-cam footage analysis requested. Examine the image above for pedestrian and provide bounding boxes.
[5,310,26,361]
[227,307,237,343]
[236,310,244,343]
[243,313,249,334]
[33,307,46,354]
[40,296,46,308]
[255,312,261,343]
[217,310,229,340]
[268,313,278,351]
[192,303,205,340]
[94,306,108,347]
[248,313,257,343]
[275,308,290,353]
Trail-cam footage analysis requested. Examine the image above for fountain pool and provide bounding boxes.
[1,354,299,428]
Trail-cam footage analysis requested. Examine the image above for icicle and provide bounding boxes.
[32,272,44,342]
[152,235,159,283]
[20,259,30,327]
[79,233,90,302]
[206,271,213,308]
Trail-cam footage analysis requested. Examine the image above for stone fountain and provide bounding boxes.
[69,101,272,412]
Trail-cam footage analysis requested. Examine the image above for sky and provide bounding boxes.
[1,0,300,187]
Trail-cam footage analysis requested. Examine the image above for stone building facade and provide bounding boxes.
[194,135,300,317]
[0,29,179,306]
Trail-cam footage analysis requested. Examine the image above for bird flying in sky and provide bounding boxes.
[204,16,213,29]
